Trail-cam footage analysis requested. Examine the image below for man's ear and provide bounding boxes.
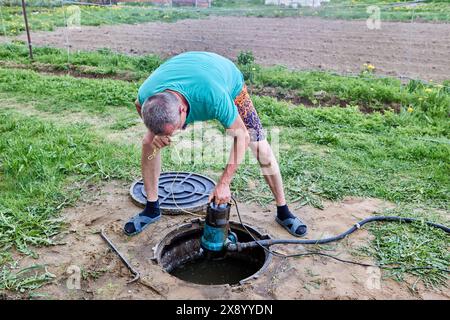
[163,123,176,136]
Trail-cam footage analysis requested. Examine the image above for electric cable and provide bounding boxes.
[230,197,450,273]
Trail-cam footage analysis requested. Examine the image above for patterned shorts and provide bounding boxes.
[234,85,265,142]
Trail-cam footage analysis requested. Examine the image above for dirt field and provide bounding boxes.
[15,16,450,81]
[9,180,449,300]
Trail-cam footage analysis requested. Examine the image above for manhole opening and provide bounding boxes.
[154,220,271,286]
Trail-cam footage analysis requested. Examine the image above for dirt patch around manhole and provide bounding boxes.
[9,180,449,300]
[14,16,450,82]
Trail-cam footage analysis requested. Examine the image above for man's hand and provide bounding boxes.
[152,135,171,149]
[209,182,231,205]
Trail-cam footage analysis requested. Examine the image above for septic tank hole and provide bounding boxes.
[153,220,271,286]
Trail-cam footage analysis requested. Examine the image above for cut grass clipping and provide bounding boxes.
[0,264,55,294]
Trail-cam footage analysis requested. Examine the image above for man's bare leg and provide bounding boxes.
[136,103,161,200]
[249,139,285,205]
[249,139,307,236]
[142,130,160,201]
[123,131,161,235]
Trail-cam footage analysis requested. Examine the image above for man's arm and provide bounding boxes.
[141,130,160,201]
[209,116,250,204]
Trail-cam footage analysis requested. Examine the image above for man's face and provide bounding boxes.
[161,105,188,137]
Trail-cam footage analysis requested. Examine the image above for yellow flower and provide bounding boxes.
[424,88,432,93]
[407,106,414,113]
[367,64,375,71]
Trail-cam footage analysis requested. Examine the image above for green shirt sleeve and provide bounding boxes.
[137,86,147,106]
[215,92,238,129]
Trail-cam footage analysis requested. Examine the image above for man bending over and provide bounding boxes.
[124,51,307,238]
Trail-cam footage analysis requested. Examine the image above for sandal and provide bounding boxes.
[123,213,161,236]
[275,216,308,237]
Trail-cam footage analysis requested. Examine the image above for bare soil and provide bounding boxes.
[8,180,449,300]
[15,16,450,81]
[249,85,401,113]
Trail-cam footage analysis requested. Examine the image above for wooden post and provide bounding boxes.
[21,0,33,61]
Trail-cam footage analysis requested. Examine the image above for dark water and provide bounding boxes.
[170,256,259,285]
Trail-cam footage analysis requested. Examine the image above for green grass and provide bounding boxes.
[0,264,55,293]
[233,101,450,210]
[362,206,449,289]
[212,0,266,8]
[298,0,450,22]
[0,43,162,81]
[0,67,138,115]
[0,109,140,254]
[0,0,449,36]
[1,43,449,118]
[0,108,142,292]
[250,66,450,117]
[0,4,208,36]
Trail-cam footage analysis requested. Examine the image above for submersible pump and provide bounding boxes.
[200,202,237,258]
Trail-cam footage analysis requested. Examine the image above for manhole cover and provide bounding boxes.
[129,172,216,215]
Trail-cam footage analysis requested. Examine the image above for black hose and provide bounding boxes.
[227,215,450,252]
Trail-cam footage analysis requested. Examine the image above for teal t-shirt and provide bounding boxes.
[138,51,244,128]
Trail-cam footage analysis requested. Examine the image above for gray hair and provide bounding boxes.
[141,92,180,135]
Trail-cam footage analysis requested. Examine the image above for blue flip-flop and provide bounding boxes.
[123,214,161,236]
[275,216,308,237]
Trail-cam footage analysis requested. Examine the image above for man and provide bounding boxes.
[124,51,307,237]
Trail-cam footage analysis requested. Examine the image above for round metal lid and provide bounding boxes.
[129,172,216,215]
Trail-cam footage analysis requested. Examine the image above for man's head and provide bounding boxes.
[141,91,187,136]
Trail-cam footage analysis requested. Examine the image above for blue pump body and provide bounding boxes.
[201,202,236,252]
[201,224,228,252]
